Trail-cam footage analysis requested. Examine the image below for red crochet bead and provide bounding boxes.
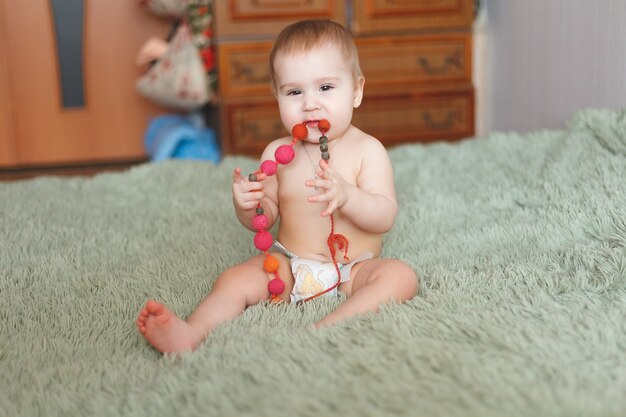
[252,214,269,231]
[292,123,308,139]
[254,230,273,251]
[268,278,285,296]
[260,160,277,176]
[318,119,330,133]
[275,145,295,165]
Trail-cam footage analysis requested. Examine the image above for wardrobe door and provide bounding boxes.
[0,0,169,167]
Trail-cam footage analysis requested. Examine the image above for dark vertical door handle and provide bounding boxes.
[49,0,85,109]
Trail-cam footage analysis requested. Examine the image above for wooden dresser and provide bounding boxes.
[215,0,475,155]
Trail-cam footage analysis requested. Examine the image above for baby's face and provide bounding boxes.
[273,44,364,142]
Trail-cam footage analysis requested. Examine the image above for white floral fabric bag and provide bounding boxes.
[136,22,208,111]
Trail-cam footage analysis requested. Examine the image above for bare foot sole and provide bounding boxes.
[136,300,200,354]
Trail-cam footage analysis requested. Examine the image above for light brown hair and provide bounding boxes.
[269,19,363,92]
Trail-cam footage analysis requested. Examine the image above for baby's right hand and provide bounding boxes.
[232,167,266,210]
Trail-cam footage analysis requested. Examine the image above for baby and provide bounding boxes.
[137,19,418,354]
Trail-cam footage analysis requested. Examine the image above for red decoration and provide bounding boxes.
[200,47,214,71]
[318,119,330,133]
[263,255,280,273]
[260,160,278,176]
[252,214,269,231]
[246,119,349,304]
[275,145,295,165]
[268,278,285,295]
[254,230,274,251]
[292,123,308,140]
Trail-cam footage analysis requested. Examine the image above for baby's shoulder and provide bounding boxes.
[261,136,293,159]
[344,127,387,156]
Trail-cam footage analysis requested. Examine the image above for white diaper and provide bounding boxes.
[273,241,374,303]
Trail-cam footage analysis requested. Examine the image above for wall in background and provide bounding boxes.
[479,0,626,134]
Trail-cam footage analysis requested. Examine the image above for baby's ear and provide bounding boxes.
[353,76,365,108]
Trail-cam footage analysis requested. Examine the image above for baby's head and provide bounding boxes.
[269,19,363,94]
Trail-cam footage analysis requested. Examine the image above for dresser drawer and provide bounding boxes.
[353,90,475,144]
[221,89,474,155]
[219,33,472,99]
[215,0,345,38]
[351,0,474,35]
[221,99,285,155]
[357,33,472,91]
[218,41,274,98]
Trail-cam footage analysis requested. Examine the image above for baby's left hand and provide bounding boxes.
[305,159,350,217]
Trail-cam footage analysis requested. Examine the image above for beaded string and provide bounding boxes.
[249,119,349,303]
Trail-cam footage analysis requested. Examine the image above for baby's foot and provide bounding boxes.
[136,300,200,354]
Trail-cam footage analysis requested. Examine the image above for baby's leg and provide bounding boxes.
[316,258,418,328]
[137,252,293,354]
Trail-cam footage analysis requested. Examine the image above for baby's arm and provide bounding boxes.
[307,139,397,234]
[232,145,280,232]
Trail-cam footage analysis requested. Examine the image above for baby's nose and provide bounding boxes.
[303,95,320,111]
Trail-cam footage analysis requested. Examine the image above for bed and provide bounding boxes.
[1,108,625,416]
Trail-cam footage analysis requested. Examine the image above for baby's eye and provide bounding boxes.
[320,85,334,92]
[286,89,302,96]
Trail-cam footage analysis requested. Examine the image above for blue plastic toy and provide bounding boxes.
[144,113,221,163]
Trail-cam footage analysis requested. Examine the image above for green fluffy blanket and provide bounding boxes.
[1,109,625,417]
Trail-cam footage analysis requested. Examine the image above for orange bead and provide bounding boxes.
[318,119,330,133]
[292,123,308,139]
[270,294,283,304]
[263,255,280,273]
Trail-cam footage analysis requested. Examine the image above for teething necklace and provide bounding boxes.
[248,119,350,304]
[302,140,328,191]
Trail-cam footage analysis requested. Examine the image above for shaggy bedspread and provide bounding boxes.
[1,109,625,417]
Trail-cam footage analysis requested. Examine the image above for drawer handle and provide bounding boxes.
[422,111,459,130]
[233,62,270,84]
[418,49,462,75]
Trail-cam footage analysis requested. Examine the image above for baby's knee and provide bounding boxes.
[214,259,265,290]
[388,259,419,298]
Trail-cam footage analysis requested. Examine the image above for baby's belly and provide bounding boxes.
[277,218,382,263]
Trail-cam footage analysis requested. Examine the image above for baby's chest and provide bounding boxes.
[277,160,356,201]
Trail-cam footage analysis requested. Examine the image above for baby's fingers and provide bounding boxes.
[234,167,269,183]
[233,167,245,184]
[305,178,331,190]
[320,201,338,217]
[318,159,331,172]
[235,190,265,209]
